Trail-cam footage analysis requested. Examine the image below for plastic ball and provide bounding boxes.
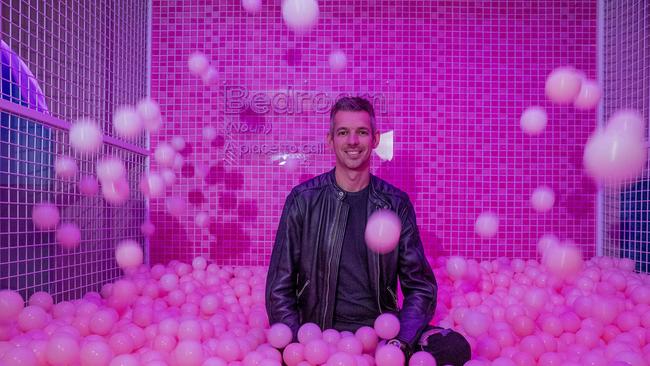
[141,221,155,237]
[374,313,400,340]
[545,67,582,104]
[101,177,130,205]
[242,0,262,13]
[188,52,210,76]
[409,351,436,366]
[268,323,293,349]
[303,339,329,365]
[154,143,176,167]
[46,334,80,365]
[96,157,126,183]
[203,126,218,142]
[281,0,319,33]
[194,212,210,228]
[201,66,219,85]
[79,175,100,196]
[283,343,305,366]
[0,290,25,323]
[113,105,143,140]
[446,256,468,280]
[166,197,187,217]
[139,172,165,198]
[329,51,347,72]
[298,323,322,344]
[573,79,602,110]
[530,186,555,213]
[29,291,53,311]
[115,240,143,270]
[55,155,78,179]
[475,212,499,238]
[32,202,60,230]
[375,344,405,366]
[520,107,548,136]
[583,128,647,186]
[365,209,402,254]
[136,98,162,132]
[69,118,103,154]
[56,222,82,249]
[542,243,583,279]
[606,109,645,137]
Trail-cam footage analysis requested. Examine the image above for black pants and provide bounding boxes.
[414,326,471,366]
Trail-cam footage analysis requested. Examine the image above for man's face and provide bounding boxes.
[327,110,380,173]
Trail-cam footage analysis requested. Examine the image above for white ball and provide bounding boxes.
[154,143,177,167]
[242,0,262,13]
[583,128,647,186]
[520,107,548,136]
[201,66,219,85]
[195,212,210,228]
[328,51,347,72]
[115,240,143,270]
[475,212,499,238]
[606,109,645,137]
[537,234,559,256]
[139,172,166,199]
[161,169,177,186]
[530,186,555,213]
[202,126,217,141]
[171,136,186,151]
[364,210,402,254]
[136,98,162,132]
[545,67,583,104]
[282,0,319,33]
[96,157,126,183]
[69,119,103,154]
[113,105,143,140]
[54,156,78,179]
[188,52,210,76]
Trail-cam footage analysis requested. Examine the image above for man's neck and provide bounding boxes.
[334,167,370,192]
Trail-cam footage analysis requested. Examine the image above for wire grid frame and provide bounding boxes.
[150,0,598,266]
[601,0,650,273]
[0,0,149,301]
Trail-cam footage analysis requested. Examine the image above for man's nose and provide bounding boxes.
[347,133,360,144]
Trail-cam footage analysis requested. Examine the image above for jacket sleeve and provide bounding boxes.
[395,197,438,347]
[265,189,303,338]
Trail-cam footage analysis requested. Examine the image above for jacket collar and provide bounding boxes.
[326,168,390,208]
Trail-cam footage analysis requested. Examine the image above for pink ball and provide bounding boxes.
[281,0,319,33]
[462,310,491,337]
[409,351,436,366]
[113,105,143,140]
[298,323,322,344]
[216,338,240,362]
[542,243,583,279]
[607,109,645,137]
[446,256,467,280]
[17,305,49,331]
[530,186,555,213]
[195,212,210,228]
[0,290,24,323]
[110,354,139,366]
[375,344,405,366]
[79,175,100,196]
[55,155,78,179]
[475,212,499,238]
[101,177,130,205]
[1,346,38,365]
[326,352,356,366]
[96,157,126,183]
[161,168,176,185]
[32,202,60,230]
[136,98,162,133]
[520,107,548,136]
[545,67,582,104]
[46,334,80,365]
[203,126,218,141]
[29,291,53,311]
[139,172,165,198]
[173,340,204,366]
[89,310,116,336]
[337,335,363,355]
[583,128,647,186]
[268,323,293,349]
[283,343,305,366]
[242,0,262,13]
[355,326,378,353]
[166,197,187,217]
[304,339,330,365]
[573,79,602,110]
[329,51,347,72]
[108,332,134,355]
[365,210,402,254]
[188,52,210,76]
[204,357,228,366]
[141,221,155,237]
[115,240,143,270]
[69,118,103,154]
[56,222,82,249]
[374,313,400,340]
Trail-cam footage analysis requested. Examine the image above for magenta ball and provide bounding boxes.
[187,52,210,76]
[173,340,204,366]
[355,326,378,353]
[520,106,547,136]
[154,143,176,167]
[46,334,80,365]
[56,222,82,249]
[115,240,143,270]
[545,67,582,104]
[329,51,347,73]
[0,290,25,323]
[80,340,113,366]
[475,212,499,238]
[374,313,400,340]
[69,118,103,154]
[54,155,78,179]
[375,344,405,366]
[283,343,305,366]
[573,79,602,110]
[268,323,293,349]
[1,346,38,365]
[32,202,60,230]
[29,291,53,311]
[303,339,330,365]
[139,172,165,198]
[365,209,402,254]
[409,351,436,366]
[462,310,491,337]
[17,305,49,332]
[530,186,555,213]
[136,98,162,132]
[79,175,100,196]
[297,322,322,344]
[326,351,356,366]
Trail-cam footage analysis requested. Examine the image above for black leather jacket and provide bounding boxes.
[265,169,437,347]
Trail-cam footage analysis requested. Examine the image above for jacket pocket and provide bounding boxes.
[297,280,310,299]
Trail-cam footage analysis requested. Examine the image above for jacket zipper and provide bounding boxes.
[297,280,310,298]
[322,203,343,326]
[387,286,398,308]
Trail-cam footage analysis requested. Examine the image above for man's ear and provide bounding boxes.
[372,130,381,149]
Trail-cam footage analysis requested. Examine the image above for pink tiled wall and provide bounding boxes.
[149,1,597,266]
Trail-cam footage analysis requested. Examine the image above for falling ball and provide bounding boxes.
[113,105,144,140]
[188,52,210,76]
[195,212,210,228]
[475,212,499,238]
[282,0,319,33]
[606,109,645,137]
[171,136,186,151]
[78,175,99,196]
[520,107,548,136]
[202,126,217,142]
[329,51,347,72]
[242,0,262,13]
[139,172,166,199]
[530,186,555,213]
[545,67,582,104]
[201,66,219,85]
[96,157,126,183]
[102,177,130,205]
[141,221,155,237]
[446,256,468,281]
[137,98,162,132]
[54,155,78,179]
[166,197,187,217]
[542,242,583,279]
[32,202,60,230]
[364,209,402,254]
[56,223,82,249]
[573,79,602,110]
[583,128,647,186]
[155,143,177,167]
[69,118,103,154]
[115,240,144,270]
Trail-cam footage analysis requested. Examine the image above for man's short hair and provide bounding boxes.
[329,96,377,136]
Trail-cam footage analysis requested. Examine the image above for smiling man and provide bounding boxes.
[265,97,470,365]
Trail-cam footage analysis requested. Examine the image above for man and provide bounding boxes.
[266,97,470,365]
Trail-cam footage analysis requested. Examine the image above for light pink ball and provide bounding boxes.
[139,172,165,198]
[583,128,647,186]
[462,310,490,337]
[203,126,218,141]
[537,234,559,256]
[365,209,402,254]
[304,339,330,365]
[201,66,219,85]
[136,98,162,133]
[1,346,38,365]
[374,313,400,340]
[530,186,555,213]
[475,212,499,238]
[113,105,143,140]
[154,143,176,167]
[520,107,548,136]
[216,338,240,362]
[409,351,436,366]
[298,323,323,344]
[0,290,24,323]
[446,256,467,280]
[194,212,210,228]
[166,197,187,217]
[110,354,139,366]
[141,221,155,237]
[46,334,80,365]
[56,222,81,249]
[607,109,645,137]
[161,168,176,186]
[101,177,130,205]
[170,136,186,151]
[329,51,347,72]
[283,343,305,366]
[242,0,262,13]
[79,175,100,196]
[55,155,78,179]
[29,291,53,311]
[70,118,103,154]
[188,52,210,76]
[96,157,126,182]
[337,335,363,355]
[545,67,583,104]
[542,243,583,279]
[32,202,60,230]
[573,79,602,110]
[268,323,293,349]
[355,326,378,353]
[375,344,405,366]
[281,0,319,33]
[115,240,143,270]
[326,351,356,366]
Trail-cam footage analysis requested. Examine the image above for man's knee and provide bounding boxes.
[416,327,471,366]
